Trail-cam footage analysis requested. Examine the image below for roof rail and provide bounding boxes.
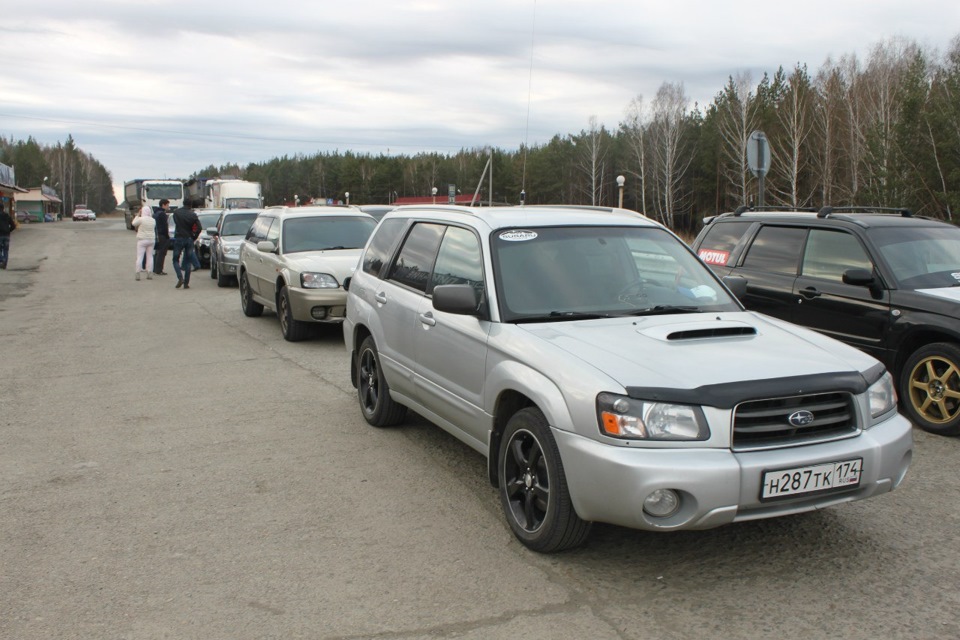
[732,205,817,216]
[817,206,913,218]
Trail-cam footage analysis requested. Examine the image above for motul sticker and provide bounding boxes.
[698,249,730,266]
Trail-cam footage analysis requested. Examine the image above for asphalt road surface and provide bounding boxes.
[2,217,959,640]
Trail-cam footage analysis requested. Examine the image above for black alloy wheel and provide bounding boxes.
[239,271,264,317]
[498,408,591,552]
[278,286,309,342]
[357,336,406,427]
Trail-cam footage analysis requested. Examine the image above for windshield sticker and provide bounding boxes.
[698,248,729,266]
[500,230,538,242]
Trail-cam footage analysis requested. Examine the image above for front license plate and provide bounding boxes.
[761,458,862,500]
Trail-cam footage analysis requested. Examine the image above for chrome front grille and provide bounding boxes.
[733,392,859,449]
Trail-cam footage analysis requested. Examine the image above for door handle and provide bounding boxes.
[374,292,387,304]
[799,287,821,299]
[419,311,437,327]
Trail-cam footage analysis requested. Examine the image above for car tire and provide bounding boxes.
[900,342,960,436]
[216,262,231,288]
[239,271,263,317]
[498,407,591,553]
[210,257,217,279]
[357,336,406,427]
[278,286,310,342]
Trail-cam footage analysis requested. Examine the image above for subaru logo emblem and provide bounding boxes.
[788,410,815,427]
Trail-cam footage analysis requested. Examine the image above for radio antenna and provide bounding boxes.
[521,0,537,196]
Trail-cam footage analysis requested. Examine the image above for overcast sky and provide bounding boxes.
[2,0,958,200]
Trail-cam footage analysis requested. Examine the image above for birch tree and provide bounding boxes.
[715,72,756,205]
[648,82,692,227]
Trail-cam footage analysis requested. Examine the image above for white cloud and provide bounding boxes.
[1,0,958,199]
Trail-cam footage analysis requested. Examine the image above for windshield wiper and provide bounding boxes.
[620,305,702,316]
[514,311,615,323]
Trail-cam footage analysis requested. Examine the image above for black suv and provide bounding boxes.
[692,206,960,436]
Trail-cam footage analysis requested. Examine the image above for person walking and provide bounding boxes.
[170,205,201,289]
[132,205,157,280]
[152,199,171,275]
[0,202,17,269]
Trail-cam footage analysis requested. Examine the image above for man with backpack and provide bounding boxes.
[170,205,202,289]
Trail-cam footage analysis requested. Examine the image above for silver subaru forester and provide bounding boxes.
[343,204,913,553]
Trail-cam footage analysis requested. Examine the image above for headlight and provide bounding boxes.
[867,371,898,420]
[199,237,211,246]
[223,245,240,256]
[597,393,709,440]
[301,272,340,289]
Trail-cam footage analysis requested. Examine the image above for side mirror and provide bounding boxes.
[257,240,277,254]
[842,268,875,287]
[433,284,482,317]
[207,226,218,236]
[722,275,748,300]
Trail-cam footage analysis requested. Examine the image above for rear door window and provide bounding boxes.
[741,226,806,275]
[801,229,873,281]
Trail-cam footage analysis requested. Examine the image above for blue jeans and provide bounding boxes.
[171,238,200,283]
[0,236,9,267]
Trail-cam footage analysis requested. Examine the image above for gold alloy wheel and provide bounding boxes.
[907,354,960,425]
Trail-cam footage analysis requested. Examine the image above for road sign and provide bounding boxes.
[747,131,771,177]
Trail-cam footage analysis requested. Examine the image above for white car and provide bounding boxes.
[238,206,378,341]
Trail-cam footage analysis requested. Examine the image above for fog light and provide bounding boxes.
[310,307,328,320]
[643,489,680,518]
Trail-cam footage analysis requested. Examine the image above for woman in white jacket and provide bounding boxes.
[132,208,157,280]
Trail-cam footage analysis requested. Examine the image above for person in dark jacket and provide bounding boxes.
[170,205,202,289]
[0,202,16,269]
[152,199,171,275]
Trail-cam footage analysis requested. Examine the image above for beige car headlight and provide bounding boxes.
[301,272,340,289]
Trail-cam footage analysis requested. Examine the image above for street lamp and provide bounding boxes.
[616,175,625,208]
[431,187,438,204]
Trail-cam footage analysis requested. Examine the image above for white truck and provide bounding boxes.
[123,179,185,230]
[184,178,262,210]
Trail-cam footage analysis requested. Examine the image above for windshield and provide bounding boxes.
[870,225,960,289]
[281,216,377,254]
[222,212,259,236]
[225,198,261,209]
[143,183,183,200]
[492,226,740,322]
[197,212,221,230]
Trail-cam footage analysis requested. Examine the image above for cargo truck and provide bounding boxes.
[123,179,185,230]
[184,177,262,210]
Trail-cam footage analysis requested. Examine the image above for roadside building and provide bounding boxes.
[16,185,62,222]
[0,162,29,217]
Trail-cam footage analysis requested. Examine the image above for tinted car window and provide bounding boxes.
[221,212,259,236]
[870,225,960,288]
[362,218,407,277]
[429,226,483,294]
[246,216,272,242]
[697,220,753,266]
[741,226,806,275]
[281,216,376,254]
[801,229,873,281]
[265,218,280,246]
[388,222,445,292]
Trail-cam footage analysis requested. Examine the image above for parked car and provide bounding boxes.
[209,208,262,287]
[72,209,93,221]
[238,206,378,341]
[343,204,913,553]
[192,209,224,267]
[692,206,960,436]
[86,210,96,221]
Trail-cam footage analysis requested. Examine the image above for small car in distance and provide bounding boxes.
[238,206,378,341]
[72,209,93,221]
[209,208,261,287]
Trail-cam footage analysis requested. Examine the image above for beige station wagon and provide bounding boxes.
[238,206,377,341]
